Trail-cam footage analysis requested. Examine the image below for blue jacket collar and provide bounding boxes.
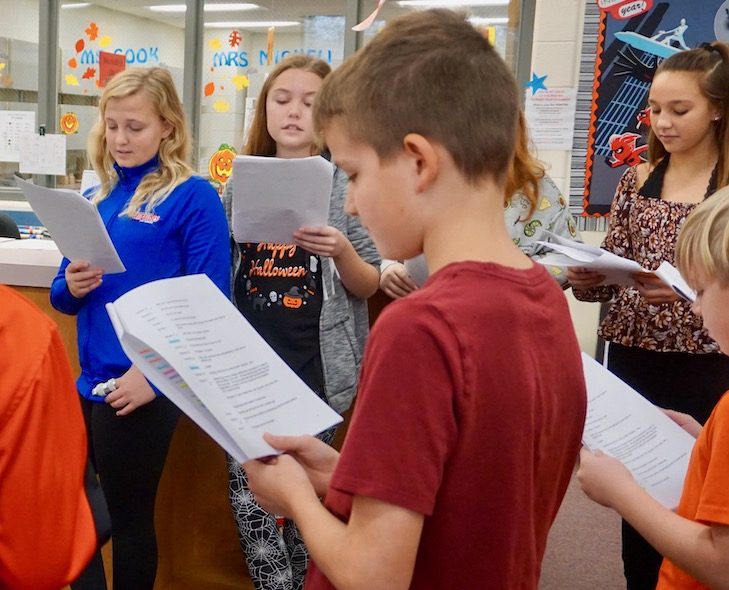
[113,155,160,189]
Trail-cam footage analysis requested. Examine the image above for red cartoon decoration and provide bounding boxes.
[636,107,651,129]
[607,132,648,168]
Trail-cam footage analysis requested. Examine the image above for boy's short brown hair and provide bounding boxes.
[314,9,519,184]
[676,185,729,288]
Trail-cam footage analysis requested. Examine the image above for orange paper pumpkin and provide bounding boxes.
[208,143,236,184]
[60,112,80,135]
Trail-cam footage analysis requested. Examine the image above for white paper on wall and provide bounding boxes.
[525,88,578,152]
[0,111,36,163]
[19,133,67,176]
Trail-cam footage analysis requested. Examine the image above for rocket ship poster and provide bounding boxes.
[581,0,728,215]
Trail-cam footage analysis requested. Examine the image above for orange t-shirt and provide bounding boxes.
[0,287,96,589]
[656,391,729,590]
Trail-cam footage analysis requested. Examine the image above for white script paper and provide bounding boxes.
[15,177,125,273]
[536,231,646,286]
[581,353,695,508]
[106,274,342,462]
[537,232,693,296]
[232,155,333,243]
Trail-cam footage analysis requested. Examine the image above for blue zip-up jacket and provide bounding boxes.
[50,156,231,401]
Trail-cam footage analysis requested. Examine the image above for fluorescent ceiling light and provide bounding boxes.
[61,2,91,7]
[469,16,509,25]
[397,0,509,7]
[148,3,259,12]
[205,20,299,28]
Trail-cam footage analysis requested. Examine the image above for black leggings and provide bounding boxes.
[72,396,180,590]
[607,343,729,590]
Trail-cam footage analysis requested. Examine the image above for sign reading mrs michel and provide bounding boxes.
[213,48,334,68]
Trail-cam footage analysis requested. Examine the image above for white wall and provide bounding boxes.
[531,0,605,356]
[530,0,586,197]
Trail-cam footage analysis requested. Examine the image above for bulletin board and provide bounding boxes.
[578,0,728,216]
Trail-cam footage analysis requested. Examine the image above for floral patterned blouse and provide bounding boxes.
[572,163,718,354]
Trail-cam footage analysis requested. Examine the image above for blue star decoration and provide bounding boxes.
[525,72,548,95]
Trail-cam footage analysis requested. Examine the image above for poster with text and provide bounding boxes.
[582,0,728,216]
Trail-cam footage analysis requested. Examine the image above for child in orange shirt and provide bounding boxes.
[0,287,97,589]
[579,185,729,590]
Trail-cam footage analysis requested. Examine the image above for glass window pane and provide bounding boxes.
[197,1,348,189]
[362,0,519,69]
[0,0,39,191]
[58,0,187,190]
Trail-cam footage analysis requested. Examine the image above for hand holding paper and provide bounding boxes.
[578,447,642,509]
[65,260,103,298]
[260,433,338,496]
[537,231,645,287]
[106,274,342,462]
[580,353,695,508]
[653,261,696,302]
[232,155,334,244]
[538,231,695,300]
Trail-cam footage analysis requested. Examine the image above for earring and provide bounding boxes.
[714,115,721,121]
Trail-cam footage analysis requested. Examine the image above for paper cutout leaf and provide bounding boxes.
[231,75,249,90]
[204,82,215,97]
[353,0,387,31]
[99,36,112,48]
[67,57,78,68]
[85,22,99,41]
[82,67,96,80]
[212,99,230,113]
[266,28,274,66]
[75,39,85,53]
[65,74,80,86]
[209,38,222,50]
[228,30,242,48]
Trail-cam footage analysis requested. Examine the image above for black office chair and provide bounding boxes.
[0,212,21,239]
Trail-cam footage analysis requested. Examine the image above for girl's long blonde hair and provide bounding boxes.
[88,67,193,215]
[244,55,331,156]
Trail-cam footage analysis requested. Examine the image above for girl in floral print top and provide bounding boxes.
[569,42,729,590]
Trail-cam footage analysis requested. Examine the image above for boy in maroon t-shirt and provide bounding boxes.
[243,9,587,589]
